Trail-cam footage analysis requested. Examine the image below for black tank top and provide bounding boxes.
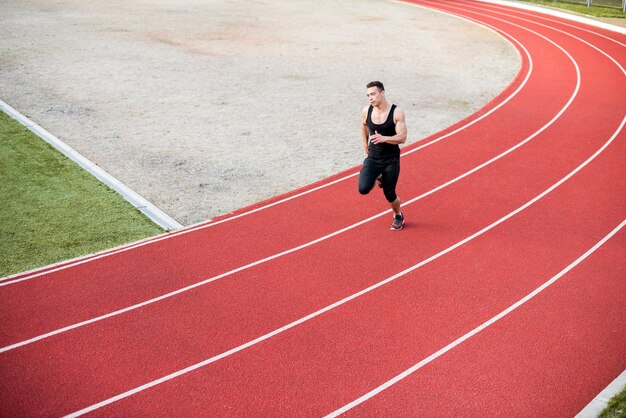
[366,104,400,159]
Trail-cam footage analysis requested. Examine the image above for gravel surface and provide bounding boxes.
[0,0,520,225]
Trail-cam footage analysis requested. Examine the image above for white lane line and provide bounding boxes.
[2,3,582,353]
[0,231,175,282]
[477,0,626,47]
[450,0,626,75]
[326,218,626,417]
[0,100,183,231]
[0,11,530,285]
[64,111,626,418]
[478,0,626,35]
[63,6,625,416]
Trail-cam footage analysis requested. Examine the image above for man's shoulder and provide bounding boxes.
[361,105,371,121]
[392,105,406,119]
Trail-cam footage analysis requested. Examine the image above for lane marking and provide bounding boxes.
[447,0,626,75]
[59,4,625,415]
[327,218,626,417]
[14,0,608,290]
[64,113,626,418]
[477,0,626,47]
[478,0,626,35]
[0,12,530,284]
[56,4,626,416]
[2,1,585,353]
[11,0,623,286]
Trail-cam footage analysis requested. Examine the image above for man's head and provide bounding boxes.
[366,81,385,107]
[366,81,384,91]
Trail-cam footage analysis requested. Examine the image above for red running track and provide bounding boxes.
[1,0,625,416]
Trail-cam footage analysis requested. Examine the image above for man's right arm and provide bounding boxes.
[361,106,369,155]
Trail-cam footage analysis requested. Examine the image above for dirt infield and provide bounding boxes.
[0,0,519,225]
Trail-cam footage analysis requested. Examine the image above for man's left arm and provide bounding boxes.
[369,108,407,145]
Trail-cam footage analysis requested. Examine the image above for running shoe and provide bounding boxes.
[390,212,404,231]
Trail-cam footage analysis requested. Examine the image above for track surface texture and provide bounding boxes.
[1,0,625,416]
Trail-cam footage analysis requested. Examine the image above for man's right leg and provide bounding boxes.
[358,157,381,195]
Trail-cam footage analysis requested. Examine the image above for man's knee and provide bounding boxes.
[358,171,374,195]
[358,184,372,195]
[384,190,397,202]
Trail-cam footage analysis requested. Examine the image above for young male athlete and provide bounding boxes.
[358,81,408,230]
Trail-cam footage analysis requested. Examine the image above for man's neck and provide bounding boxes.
[375,100,389,112]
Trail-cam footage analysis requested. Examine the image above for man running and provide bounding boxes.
[358,81,408,230]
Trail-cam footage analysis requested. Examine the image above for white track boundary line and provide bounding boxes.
[65,112,626,418]
[327,218,626,417]
[477,0,626,46]
[0,100,183,231]
[58,5,625,416]
[450,0,626,75]
[478,0,626,35]
[0,7,530,284]
[1,3,584,354]
[405,1,626,415]
[61,7,624,414]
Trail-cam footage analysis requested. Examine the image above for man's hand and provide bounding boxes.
[369,130,386,144]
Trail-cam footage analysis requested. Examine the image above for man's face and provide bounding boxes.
[366,87,384,106]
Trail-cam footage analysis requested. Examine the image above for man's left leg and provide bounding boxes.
[390,197,401,216]
[381,157,404,230]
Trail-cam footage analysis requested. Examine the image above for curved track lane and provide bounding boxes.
[0,0,624,416]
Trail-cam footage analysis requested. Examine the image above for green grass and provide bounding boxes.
[599,384,626,418]
[0,111,164,278]
[520,0,626,18]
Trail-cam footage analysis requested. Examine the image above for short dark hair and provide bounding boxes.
[366,81,384,91]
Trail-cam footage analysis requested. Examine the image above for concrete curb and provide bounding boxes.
[477,0,626,35]
[576,369,626,417]
[0,99,183,231]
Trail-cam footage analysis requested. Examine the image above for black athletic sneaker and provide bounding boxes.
[390,213,404,231]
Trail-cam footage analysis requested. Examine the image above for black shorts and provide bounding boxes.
[358,155,400,202]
